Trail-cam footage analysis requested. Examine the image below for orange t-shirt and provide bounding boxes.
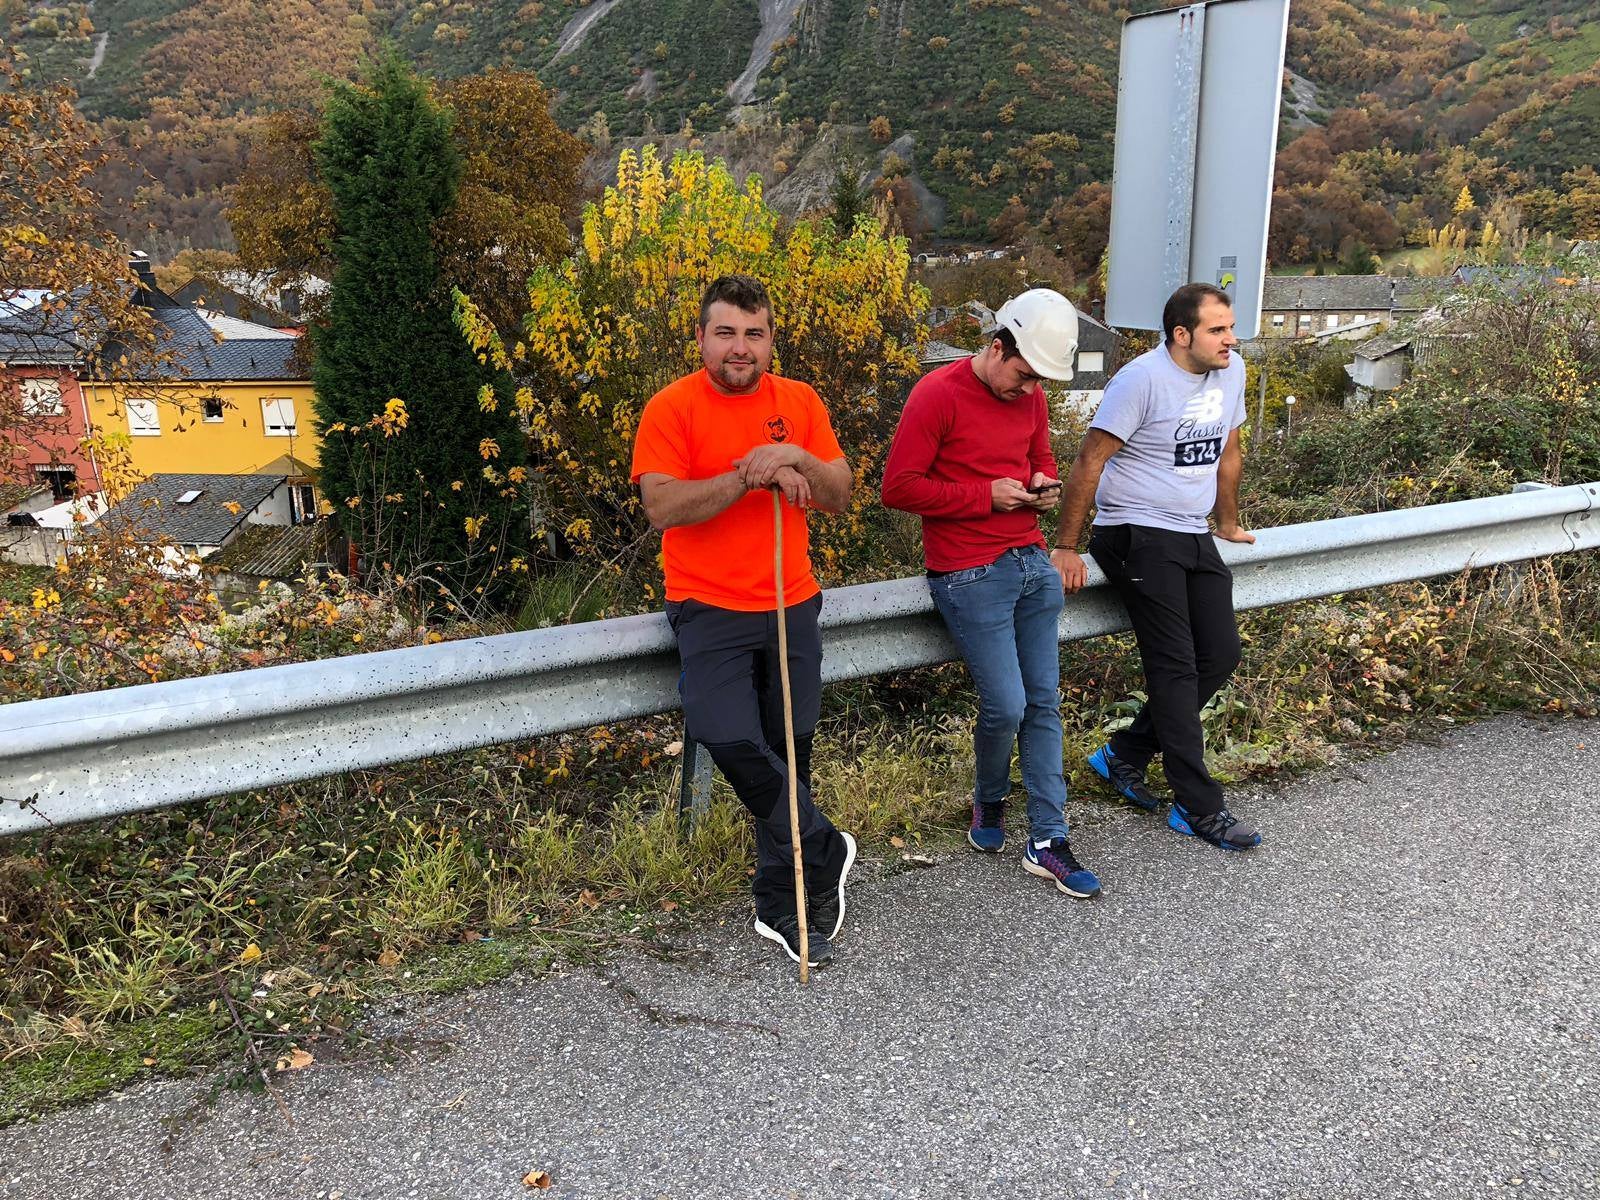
[631,370,845,611]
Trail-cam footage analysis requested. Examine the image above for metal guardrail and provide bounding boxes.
[2,482,1596,837]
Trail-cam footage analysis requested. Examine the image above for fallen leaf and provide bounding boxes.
[521,1170,552,1190]
[238,942,262,965]
[142,1057,156,1067]
[902,853,937,868]
[664,740,683,757]
[306,983,325,999]
[659,899,679,912]
[889,835,906,848]
[377,948,401,968]
[576,889,600,911]
[463,930,483,943]
[276,1047,314,1072]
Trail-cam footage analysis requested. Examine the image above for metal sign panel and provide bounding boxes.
[1104,0,1291,340]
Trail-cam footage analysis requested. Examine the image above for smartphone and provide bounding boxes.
[1027,482,1062,495]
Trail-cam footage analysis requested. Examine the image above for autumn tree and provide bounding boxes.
[311,53,525,603]
[228,68,586,340]
[0,42,162,490]
[455,147,928,602]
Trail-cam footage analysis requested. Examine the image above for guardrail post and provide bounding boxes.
[677,734,714,826]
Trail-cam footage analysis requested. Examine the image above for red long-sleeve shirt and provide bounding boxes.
[881,358,1057,572]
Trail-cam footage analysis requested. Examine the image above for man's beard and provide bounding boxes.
[712,360,762,391]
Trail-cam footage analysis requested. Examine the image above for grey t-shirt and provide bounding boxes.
[1090,344,1247,533]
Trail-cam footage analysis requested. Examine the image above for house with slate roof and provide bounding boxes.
[1259,275,1446,339]
[79,256,322,520]
[95,472,296,570]
[0,288,99,502]
[3,255,322,517]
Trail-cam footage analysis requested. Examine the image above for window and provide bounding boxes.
[1325,315,1339,329]
[1271,315,1285,328]
[176,489,203,505]
[126,397,160,436]
[261,397,297,436]
[20,378,64,416]
[1298,315,1311,327]
[203,396,224,422]
[1076,351,1104,374]
[33,464,76,502]
[291,483,318,524]
[1352,314,1365,323]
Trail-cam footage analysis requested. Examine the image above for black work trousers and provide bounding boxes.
[666,594,850,923]
[1088,524,1242,817]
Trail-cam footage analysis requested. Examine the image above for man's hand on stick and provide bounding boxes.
[735,443,804,489]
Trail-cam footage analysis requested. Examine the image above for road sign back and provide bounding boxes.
[1104,0,1291,340]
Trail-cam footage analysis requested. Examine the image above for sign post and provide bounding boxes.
[1104,0,1291,340]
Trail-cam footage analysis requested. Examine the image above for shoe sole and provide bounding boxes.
[1167,807,1262,852]
[828,831,857,941]
[753,918,831,967]
[966,828,1006,854]
[1088,747,1161,813]
[1021,855,1101,899]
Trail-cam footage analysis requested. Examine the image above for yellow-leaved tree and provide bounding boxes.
[456,146,929,610]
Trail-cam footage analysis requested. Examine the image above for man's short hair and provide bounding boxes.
[992,326,1025,362]
[1163,283,1232,343]
[698,274,772,330]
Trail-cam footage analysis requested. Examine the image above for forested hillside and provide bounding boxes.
[4,0,1598,256]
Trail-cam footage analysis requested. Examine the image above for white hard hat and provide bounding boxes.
[994,288,1079,381]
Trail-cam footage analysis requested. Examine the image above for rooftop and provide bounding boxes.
[208,520,334,578]
[1262,275,1447,312]
[99,473,286,546]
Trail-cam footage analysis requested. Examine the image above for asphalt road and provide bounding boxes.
[4,714,1598,1200]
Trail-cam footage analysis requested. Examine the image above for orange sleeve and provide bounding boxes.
[804,385,846,463]
[630,388,689,482]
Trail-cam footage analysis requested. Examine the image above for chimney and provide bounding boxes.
[129,251,156,289]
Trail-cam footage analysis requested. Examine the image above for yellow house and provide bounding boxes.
[80,273,324,520]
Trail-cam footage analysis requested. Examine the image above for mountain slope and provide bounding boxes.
[7,0,1597,249]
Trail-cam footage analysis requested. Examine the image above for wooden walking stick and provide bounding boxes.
[771,486,810,983]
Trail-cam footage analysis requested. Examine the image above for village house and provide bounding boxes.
[1259,275,1445,338]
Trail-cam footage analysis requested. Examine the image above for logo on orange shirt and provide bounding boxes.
[764,414,792,443]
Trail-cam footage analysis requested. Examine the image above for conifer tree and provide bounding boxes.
[311,52,525,600]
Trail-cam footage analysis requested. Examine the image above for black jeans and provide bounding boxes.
[1088,524,1241,816]
[666,594,850,923]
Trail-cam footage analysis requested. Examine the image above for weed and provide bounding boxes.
[371,825,475,950]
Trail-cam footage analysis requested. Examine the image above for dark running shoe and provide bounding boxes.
[753,913,835,967]
[1167,801,1262,851]
[809,830,857,942]
[1022,838,1102,898]
[967,797,1007,853]
[1087,744,1163,813]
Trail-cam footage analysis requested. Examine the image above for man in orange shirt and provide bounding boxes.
[631,275,857,968]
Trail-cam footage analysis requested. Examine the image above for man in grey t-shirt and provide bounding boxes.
[1052,283,1261,851]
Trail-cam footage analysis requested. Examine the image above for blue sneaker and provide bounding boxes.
[967,797,1006,853]
[1087,744,1162,813]
[1022,838,1101,898]
[1168,801,1261,851]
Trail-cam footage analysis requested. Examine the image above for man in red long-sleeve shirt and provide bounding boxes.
[882,289,1101,899]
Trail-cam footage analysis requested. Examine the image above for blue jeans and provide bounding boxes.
[928,544,1069,843]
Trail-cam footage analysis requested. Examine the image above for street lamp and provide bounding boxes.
[1285,394,1297,438]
